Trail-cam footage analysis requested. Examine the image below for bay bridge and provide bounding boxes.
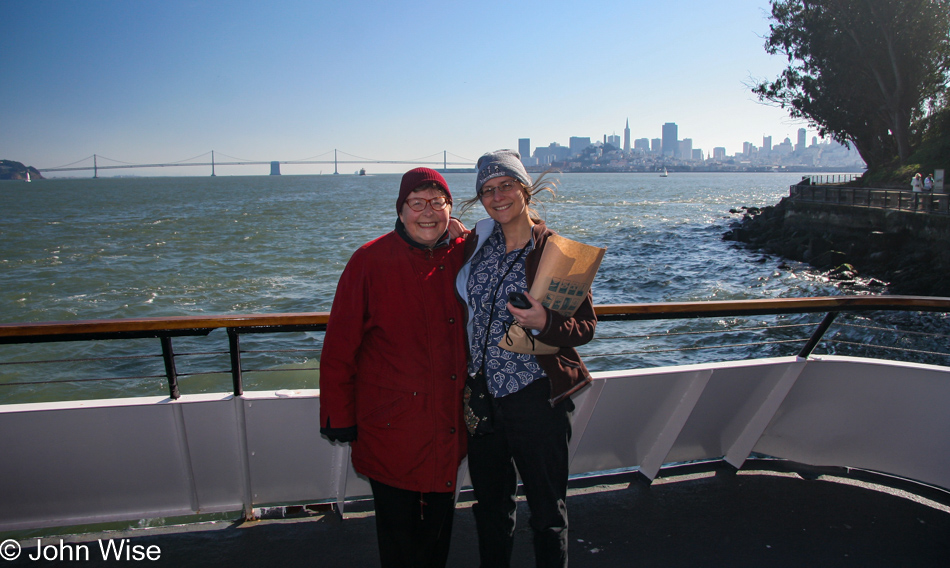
[39,150,477,177]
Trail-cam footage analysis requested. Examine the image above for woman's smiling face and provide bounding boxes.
[479,176,527,226]
[398,187,451,247]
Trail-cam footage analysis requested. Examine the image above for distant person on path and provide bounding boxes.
[456,150,596,568]
[912,173,924,192]
[319,168,468,568]
[924,174,935,191]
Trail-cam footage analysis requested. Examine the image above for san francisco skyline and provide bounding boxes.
[1,0,810,176]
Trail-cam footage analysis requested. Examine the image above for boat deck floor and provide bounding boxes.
[11,463,950,567]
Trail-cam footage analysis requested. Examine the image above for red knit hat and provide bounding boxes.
[397,168,452,212]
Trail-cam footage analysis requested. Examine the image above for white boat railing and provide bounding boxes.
[1,296,949,533]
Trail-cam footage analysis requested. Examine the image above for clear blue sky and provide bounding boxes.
[1,0,809,176]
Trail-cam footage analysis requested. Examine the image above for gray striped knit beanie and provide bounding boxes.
[475,150,532,195]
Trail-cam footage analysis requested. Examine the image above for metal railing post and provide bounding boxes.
[228,328,244,396]
[798,311,838,358]
[160,336,180,400]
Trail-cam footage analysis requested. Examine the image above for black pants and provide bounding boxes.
[467,378,573,568]
[369,478,456,568]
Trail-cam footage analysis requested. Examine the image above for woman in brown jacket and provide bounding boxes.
[455,150,596,568]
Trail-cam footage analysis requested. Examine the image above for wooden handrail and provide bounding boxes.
[2,296,949,341]
[3,295,948,399]
[0,312,332,340]
[594,295,950,320]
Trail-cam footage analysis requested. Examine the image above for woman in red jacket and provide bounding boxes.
[319,168,468,568]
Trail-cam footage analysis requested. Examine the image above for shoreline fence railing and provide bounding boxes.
[801,174,862,185]
[789,184,950,215]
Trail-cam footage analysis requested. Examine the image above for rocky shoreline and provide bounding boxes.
[0,159,43,181]
[723,198,950,297]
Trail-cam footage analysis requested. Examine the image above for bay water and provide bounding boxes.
[0,173,877,402]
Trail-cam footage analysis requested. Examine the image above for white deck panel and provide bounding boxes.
[2,356,949,531]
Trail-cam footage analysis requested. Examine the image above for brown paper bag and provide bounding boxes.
[499,234,606,355]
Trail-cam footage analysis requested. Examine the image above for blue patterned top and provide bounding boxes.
[466,222,544,398]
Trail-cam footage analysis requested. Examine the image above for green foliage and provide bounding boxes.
[909,104,950,165]
[859,104,950,185]
[754,0,950,170]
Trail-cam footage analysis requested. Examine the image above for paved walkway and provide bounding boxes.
[10,464,950,567]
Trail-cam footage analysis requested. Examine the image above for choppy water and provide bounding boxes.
[0,172,917,402]
[0,173,835,319]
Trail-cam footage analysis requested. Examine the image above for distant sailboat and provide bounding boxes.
[25,171,31,182]
[660,168,668,177]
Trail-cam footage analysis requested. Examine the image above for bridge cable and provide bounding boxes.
[336,150,446,163]
[295,150,336,161]
[95,154,138,165]
[445,151,478,163]
[213,152,258,163]
[46,155,97,169]
[166,151,214,164]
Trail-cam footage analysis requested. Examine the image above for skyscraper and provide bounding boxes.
[623,119,631,153]
[763,136,772,154]
[662,122,678,157]
[569,137,592,157]
[796,128,806,153]
[519,138,530,160]
[679,138,693,161]
[534,142,570,164]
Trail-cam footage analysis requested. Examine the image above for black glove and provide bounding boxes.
[321,420,358,443]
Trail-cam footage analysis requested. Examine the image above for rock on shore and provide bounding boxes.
[723,199,950,297]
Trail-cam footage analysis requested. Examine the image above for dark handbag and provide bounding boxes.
[463,370,493,436]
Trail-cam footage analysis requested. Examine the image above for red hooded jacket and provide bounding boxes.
[319,228,467,493]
